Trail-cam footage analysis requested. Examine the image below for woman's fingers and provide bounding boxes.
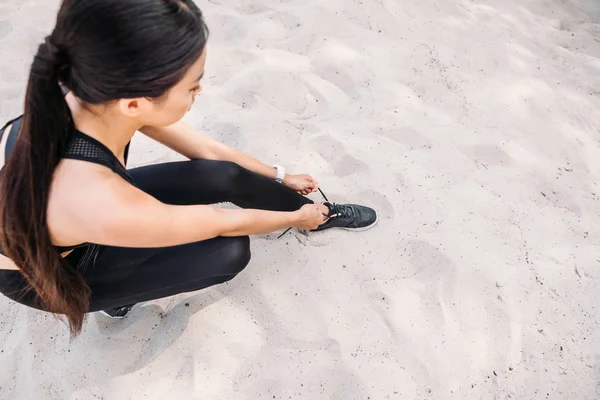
[293,175,319,196]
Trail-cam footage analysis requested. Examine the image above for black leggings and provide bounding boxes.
[0,160,312,312]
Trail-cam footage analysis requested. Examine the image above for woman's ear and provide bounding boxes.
[117,98,143,117]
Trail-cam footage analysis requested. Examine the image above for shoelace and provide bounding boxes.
[277,188,331,239]
[114,305,133,316]
[327,203,355,220]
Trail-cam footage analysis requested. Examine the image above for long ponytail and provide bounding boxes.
[0,36,90,335]
[0,0,208,336]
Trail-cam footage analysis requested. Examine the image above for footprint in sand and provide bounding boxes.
[377,126,432,149]
[314,65,360,99]
[406,240,456,282]
[299,74,351,120]
[357,189,395,219]
[334,154,369,177]
[310,134,369,177]
[468,144,513,167]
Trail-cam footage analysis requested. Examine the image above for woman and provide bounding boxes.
[0,0,377,336]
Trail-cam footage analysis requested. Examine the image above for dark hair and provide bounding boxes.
[0,0,208,336]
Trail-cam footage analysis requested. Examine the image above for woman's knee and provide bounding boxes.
[222,235,251,277]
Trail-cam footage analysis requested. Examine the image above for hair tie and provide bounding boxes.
[43,36,68,70]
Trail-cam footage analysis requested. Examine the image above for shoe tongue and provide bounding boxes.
[325,202,336,217]
[323,202,351,218]
[325,203,349,218]
[328,203,342,216]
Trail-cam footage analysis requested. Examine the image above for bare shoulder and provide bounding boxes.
[47,158,142,246]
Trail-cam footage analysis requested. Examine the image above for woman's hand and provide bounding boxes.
[294,204,328,230]
[283,174,319,195]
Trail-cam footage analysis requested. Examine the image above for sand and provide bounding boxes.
[1,0,600,398]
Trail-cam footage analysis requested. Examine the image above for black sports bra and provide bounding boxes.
[0,115,133,255]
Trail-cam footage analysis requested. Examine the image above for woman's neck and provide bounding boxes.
[66,93,140,163]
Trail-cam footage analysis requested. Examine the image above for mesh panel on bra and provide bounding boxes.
[64,132,133,184]
[65,136,116,167]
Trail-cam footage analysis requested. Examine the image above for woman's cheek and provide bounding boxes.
[163,101,189,126]
[172,96,189,115]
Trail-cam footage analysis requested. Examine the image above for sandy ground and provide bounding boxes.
[1,0,600,399]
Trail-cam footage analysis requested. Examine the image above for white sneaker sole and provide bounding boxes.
[309,214,379,233]
[99,310,128,319]
[342,215,379,232]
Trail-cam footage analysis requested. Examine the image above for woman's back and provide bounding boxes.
[0,98,134,270]
[0,0,211,334]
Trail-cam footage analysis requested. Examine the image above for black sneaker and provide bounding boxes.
[99,304,134,319]
[312,202,378,232]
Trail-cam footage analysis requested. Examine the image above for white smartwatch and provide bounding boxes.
[272,164,285,184]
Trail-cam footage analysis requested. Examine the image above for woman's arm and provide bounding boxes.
[139,122,318,194]
[51,171,325,248]
[139,121,278,179]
